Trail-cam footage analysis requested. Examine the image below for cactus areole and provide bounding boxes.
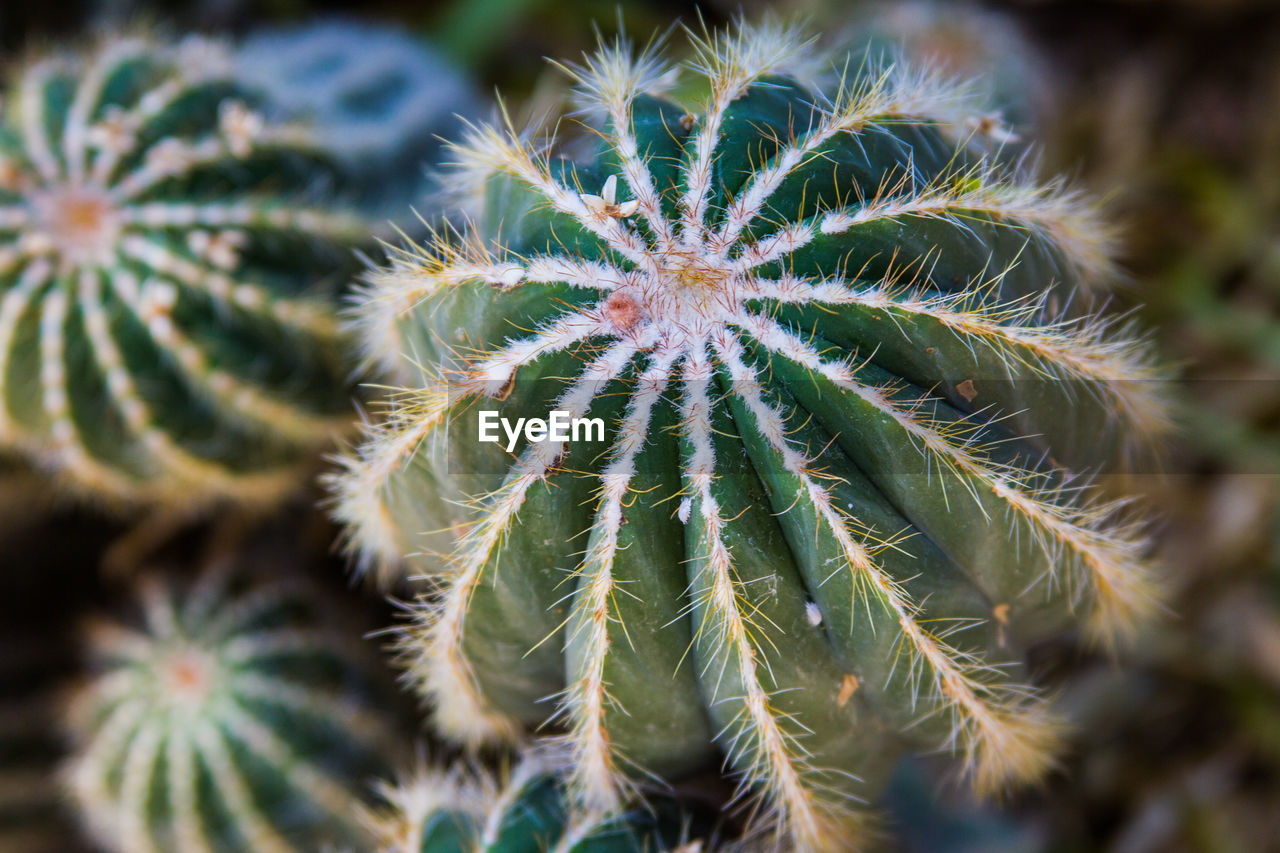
[339,23,1162,851]
[0,36,364,508]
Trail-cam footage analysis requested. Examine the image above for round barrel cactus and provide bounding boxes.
[368,753,702,852]
[63,562,397,852]
[335,22,1162,850]
[0,34,364,509]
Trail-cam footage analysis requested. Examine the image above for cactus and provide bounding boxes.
[367,753,704,852]
[237,19,480,229]
[0,34,365,509]
[63,560,397,852]
[333,21,1163,851]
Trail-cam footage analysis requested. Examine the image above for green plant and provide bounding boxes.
[63,561,397,852]
[333,20,1162,850]
[0,34,365,510]
[367,752,703,852]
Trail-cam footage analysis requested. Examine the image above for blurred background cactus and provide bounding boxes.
[0,1,1277,852]
[0,34,363,510]
[236,20,482,231]
[64,554,401,852]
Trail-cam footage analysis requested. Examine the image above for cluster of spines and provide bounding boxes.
[365,751,704,852]
[0,34,365,509]
[333,20,1163,852]
[62,562,396,853]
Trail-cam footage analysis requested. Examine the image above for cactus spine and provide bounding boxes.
[335,21,1163,851]
[368,753,702,852]
[0,35,364,509]
[63,562,396,853]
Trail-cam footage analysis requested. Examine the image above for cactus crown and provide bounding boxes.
[63,563,395,853]
[0,34,364,508]
[336,20,1163,852]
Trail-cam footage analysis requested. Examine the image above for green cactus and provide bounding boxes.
[367,753,703,852]
[0,34,365,509]
[63,561,397,853]
[334,21,1163,850]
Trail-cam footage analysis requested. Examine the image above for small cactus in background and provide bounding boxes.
[334,19,1164,850]
[237,19,480,230]
[0,34,365,509]
[63,560,397,852]
[367,752,705,852]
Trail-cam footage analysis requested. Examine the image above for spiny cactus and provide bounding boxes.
[367,752,705,852]
[0,34,364,509]
[63,560,397,852]
[237,20,479,229]
[334,21,1163,851]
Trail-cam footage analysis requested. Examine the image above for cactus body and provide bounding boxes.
[0,35,363,509]
[237,20,478,229]
[369,754,700,853]
[336,22,1162,850]
[64,563,396,853]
